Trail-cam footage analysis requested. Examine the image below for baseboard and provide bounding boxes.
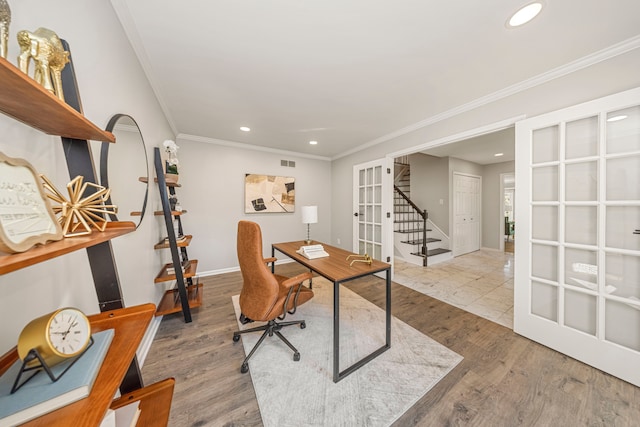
[137,314,162,367]
[197,258,295,277]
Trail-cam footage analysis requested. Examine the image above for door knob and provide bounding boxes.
[354,213,359,217]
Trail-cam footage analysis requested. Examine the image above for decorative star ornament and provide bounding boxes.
[40,175,118,237]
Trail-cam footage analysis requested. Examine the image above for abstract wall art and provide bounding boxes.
[244,174,295,213]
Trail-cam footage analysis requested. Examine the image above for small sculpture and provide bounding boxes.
[17,27,69,101]
[0,0,10,59]
[40,175,118,237]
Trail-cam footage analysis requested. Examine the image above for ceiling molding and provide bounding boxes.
[333,35,640,161]
[176,133,332,161]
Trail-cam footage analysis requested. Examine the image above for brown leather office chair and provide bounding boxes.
[232,220,314,373]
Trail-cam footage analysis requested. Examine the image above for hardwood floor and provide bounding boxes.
[141,263,639,426]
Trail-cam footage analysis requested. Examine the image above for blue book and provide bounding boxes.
[0,328,115,426]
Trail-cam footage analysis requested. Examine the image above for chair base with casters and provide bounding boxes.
[233,318,307,373]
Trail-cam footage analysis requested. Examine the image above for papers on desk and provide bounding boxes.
[297,244,329,259]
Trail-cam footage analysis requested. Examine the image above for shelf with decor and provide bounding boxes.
[0,42,174,425]
[0,221,135,275]
[150,147,200,322]
[0,304,174,426]
[0,57,114,142]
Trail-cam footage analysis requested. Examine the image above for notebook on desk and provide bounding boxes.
[296,244,329,259]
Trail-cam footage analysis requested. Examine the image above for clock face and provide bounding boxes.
[47,308,91,357]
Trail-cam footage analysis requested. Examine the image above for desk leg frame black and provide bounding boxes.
[333,268,391,382]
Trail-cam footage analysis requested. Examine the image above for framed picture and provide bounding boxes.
[0,152,63,253]
[244,174,295,213]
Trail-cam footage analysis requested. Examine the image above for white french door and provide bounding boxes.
[515,87,640,386]
[453,173,481,256]
[352,159,392,264]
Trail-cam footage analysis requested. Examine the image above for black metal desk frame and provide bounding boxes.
[272,243,391,383]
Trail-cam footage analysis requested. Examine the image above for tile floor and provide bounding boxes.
[393,249,514,329]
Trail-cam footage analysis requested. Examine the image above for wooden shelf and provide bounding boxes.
[0,57,115,143]
[0,304,156,426]
[154,259,198,283]
[0,221,136,275]
[110,378,175,425]
[153,210,187,216]
[154,235,192,249]
[138,176,181,187]
[155,283,203,317]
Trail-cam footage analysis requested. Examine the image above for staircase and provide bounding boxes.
[394,160,452,266]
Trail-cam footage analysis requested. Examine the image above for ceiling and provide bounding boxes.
[111,0,640,160]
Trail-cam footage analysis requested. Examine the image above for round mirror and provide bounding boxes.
[100,114,149,228]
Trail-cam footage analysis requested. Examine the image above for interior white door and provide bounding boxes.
[514,86,640,387]
[352,159,392,263]
[453,173,481,256]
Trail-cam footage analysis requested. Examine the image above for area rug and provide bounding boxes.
[232,278,463,427]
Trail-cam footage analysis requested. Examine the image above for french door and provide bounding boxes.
[514,87,640,386]
[352,159,392,264]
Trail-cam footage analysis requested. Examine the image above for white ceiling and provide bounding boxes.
[111,0,640,160]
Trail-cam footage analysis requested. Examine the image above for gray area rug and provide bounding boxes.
[232,278,463,427]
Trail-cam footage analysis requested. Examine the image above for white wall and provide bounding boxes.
[0,0,173,354]
[331,48,640,253]
[172,137,332,276]
[409,153,449,234]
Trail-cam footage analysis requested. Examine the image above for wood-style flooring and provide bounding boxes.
[141,262,639,427]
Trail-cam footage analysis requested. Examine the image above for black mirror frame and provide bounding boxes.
[100,114,149,228]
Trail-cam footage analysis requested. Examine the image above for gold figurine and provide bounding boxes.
[40,175,117,237]
[346,253,372,267]
[17,27,69,101]
[0,0,9,59]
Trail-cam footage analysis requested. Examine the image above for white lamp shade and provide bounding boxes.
[301,205,318,224]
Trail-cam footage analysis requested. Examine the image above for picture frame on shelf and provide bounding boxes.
[0,151,63,253]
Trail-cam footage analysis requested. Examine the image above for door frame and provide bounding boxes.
[500,172,515,252]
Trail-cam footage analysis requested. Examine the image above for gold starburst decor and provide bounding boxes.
[40,175,117,237]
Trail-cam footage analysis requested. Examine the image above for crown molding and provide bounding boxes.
[333,35,640,160]
[176,133,332,161]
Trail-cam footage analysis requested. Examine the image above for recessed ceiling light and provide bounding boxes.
[507,2,543,28]
[240,126,251,132]
[309,140,318,145]
[494,153,504,157]
[607,115,628,122]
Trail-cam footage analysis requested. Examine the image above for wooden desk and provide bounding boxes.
[272,241,391,383]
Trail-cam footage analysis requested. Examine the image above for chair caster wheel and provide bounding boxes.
[241,363,249,373]
[293,352,300,361]
[233,334,240,342]
[300,322,306,329]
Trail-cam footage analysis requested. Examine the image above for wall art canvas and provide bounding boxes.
[244,174,295,213]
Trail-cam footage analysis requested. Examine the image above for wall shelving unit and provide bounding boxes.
[0,50,174,424]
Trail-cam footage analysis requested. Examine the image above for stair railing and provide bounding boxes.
[394,185,428,266]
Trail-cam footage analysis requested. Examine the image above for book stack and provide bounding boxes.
[166,260,191,276]
[0,329,115,426]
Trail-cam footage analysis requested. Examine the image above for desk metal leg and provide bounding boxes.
[333,267,391,382]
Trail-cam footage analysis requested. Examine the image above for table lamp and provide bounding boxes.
[301,205,318,244]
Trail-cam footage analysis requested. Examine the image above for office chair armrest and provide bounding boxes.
[263,257,277,265]
[280,272,313,288]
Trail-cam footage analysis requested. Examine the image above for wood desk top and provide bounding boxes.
[272,241,390,283]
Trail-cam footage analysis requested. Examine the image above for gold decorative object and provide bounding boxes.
[0,0,10,59]
[40,175,117,237]
[17,307,91,368]
[17,27,69,101]
[346,253,372,267]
